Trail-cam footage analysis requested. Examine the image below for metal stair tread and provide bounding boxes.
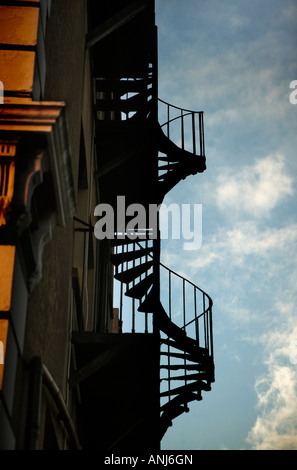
[125,272,154,299]
[111,245,153,266]
[160,380,211,398]
[114,260,154,283]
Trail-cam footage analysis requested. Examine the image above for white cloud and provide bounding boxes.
[215,154,294,218]
[162,218,297,331]
[224,222,297,257]
[281,2,297,23]
[229,14,249,30]
[247,369,297,449]
[158,7,293,139]
[246,322,297,450]
[184,220,297,272]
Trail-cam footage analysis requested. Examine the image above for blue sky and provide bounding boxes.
[155,0,297,450]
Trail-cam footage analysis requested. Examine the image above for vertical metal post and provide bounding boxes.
[192,112,196,155]
[181,109,184,150]
[209,305,214,360]
[183,279,187,387]
[206,305,210,353]
[132,242,135,333]
[145,241,148,333]
[183,279,186,330]
[168,271,172,319]
[119,242,123,332]
[168,270,171,400]
[152,221,161,336]
[144,263,148,333]
[201,112,205,156]
[167,104,170,138]
[199,112,205,157]
[194,287,198,344]
[203,293,207,349]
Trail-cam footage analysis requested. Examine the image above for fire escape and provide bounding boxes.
[72,0,214,450]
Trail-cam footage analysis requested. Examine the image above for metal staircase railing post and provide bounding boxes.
[153,220,161,336]
[192,112,196,155]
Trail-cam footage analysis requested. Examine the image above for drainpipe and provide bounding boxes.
[27,356,81,450]
[42,362,82,450]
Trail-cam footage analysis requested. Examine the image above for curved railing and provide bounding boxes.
[109,234,214,437]
[159,259,214,359]
[156,99,206,202]
[158,98,205,158]
[158,260,214,436]
[111,238,213,345]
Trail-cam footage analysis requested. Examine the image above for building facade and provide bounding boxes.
[0,0,214,451]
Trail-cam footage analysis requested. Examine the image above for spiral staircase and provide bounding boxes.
[99,92,215,439]
[73,0,215,449]
[93,66,214,441]
[110,232,214,439]
[75,94,215,443]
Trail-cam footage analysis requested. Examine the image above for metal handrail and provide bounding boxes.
[109,232,214,436]
[158,98,205,157]
[159,269,213,370]
[158,259,214,423]
[112,236,213,369]
[158,98,203,114]
[159,260,213,351]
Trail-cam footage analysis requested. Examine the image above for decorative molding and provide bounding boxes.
[0,101,75,292]
[0,102,76,227]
